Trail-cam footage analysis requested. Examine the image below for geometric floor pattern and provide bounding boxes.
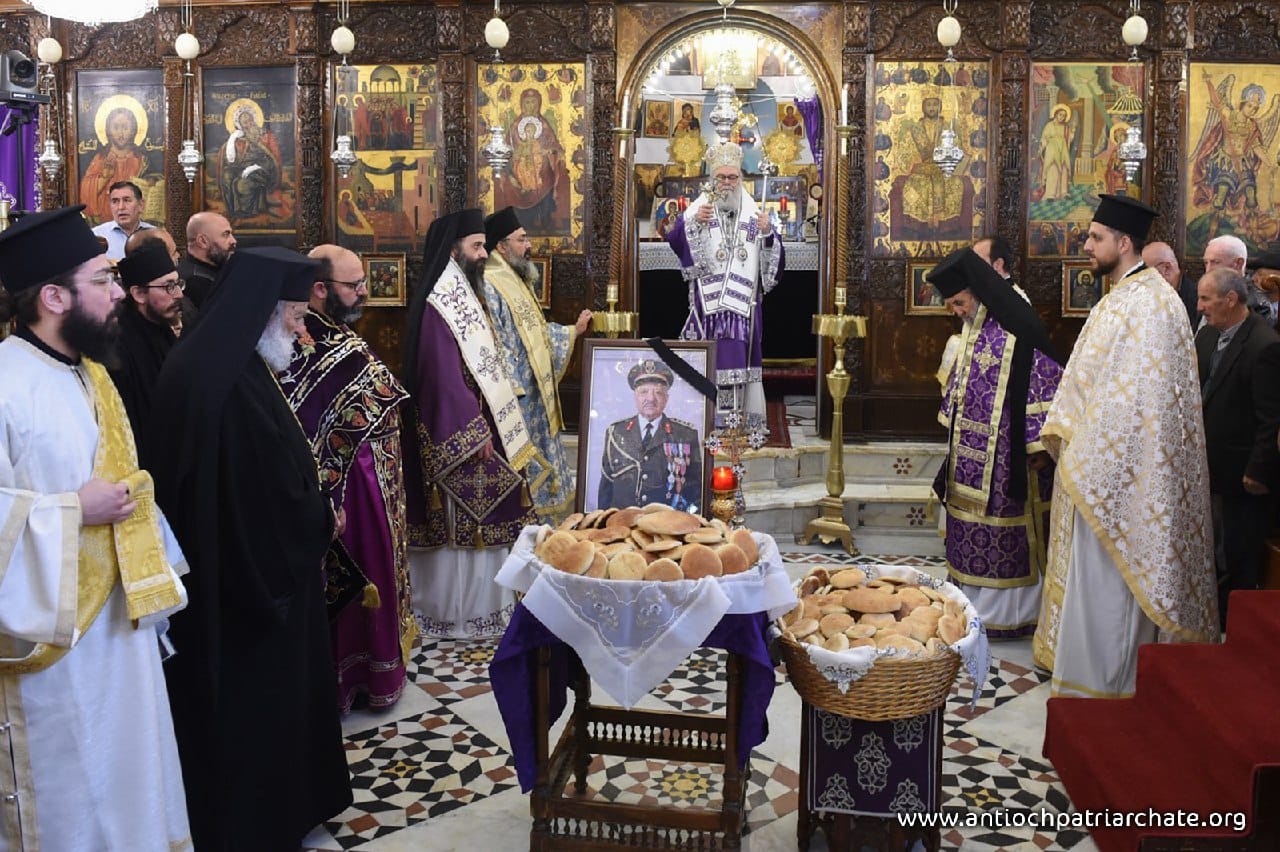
[303,550,1097,851]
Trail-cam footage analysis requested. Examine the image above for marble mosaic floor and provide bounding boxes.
[299,548,1099,852]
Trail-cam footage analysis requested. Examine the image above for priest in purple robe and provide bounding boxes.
[403,209,537,639]
[278,244,416,713]
[927,247,1063,638]
[664,141,784,425]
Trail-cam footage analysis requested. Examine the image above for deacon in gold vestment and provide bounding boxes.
[1034,195,1219,698]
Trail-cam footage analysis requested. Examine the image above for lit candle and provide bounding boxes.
[779,195,788,214]
[621,92,630,127]
[840,84,849,126]
[834,285,847,308]
[678,195,688,212]
[712,466,737,490]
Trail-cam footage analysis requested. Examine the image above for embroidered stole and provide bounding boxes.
[684,191,763,319]
[428,261,536,471]
[0,359,180,675]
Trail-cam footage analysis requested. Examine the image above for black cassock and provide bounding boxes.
[107,304,175,465]
[149,248,352,851]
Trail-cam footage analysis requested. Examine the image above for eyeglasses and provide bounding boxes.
[86,270,122,288]
[138,278,186,296]
[713,174,741,184]
[325,277,368,292]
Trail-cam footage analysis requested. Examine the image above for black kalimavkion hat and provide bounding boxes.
[0,205,103,293]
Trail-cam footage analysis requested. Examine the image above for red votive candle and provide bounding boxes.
[712,466,737,490]
[780,195,789,214]
[678,195,688,212]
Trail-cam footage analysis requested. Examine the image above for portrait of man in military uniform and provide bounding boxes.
[597,359,704,512]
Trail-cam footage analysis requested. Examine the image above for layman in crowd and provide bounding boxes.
[1034,194,1218,698]
[1195,267,1280,626]
[664,141,784,426]
[149,247,352,850]
[109,240,186,461]
[403,209,536,639]
[971,234,1030,303]
[0,205,191,849]
[481,206,591,524]
[928,247,1062,638]
[1142,241,1198,329]
[91,180,155,259]
[279,244,415,713]
[126,225,182,266]
[178,210,237,309]
[1203,233,1248,275]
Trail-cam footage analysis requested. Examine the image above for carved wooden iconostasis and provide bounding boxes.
[4,1,1280,438]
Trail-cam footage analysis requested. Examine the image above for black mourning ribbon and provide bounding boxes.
[644,337,718,402]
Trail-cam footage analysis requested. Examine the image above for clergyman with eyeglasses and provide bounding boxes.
[662,141,786,427]
[110,239,188,462]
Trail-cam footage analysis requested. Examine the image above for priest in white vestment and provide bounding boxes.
[1034,194,1219,698]
[0,206,191,850]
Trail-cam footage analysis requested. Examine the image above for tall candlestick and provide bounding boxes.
[840,84,849,126]
[621,92,630,127]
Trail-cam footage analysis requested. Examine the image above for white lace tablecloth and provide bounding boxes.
[777,564,991,708]
[496,526,797,708]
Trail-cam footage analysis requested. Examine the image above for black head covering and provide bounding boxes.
[929,247,1060,502]
[1092,194,1158,241]
[0,205,103,293]
[403,208,486,394]
[1247,248,1280,271]
[484,206,522,252]
[117,241,177,287]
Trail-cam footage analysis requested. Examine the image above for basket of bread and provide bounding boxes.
[775,565,970,721]
[532,505,762,581]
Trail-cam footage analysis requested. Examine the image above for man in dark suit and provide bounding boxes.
[1195,267,1280,626]
[1144,241,1199,329]
[598,359,703,511]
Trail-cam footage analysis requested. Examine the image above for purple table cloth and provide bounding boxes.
[491,604,778,792]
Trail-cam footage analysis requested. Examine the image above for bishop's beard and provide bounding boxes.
[462,255,486,290]
[508,251,541,289]
[714,187,740,218]
[256,303,297,373]
[63,298,123,368]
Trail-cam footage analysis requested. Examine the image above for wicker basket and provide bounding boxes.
[777,630,962,721]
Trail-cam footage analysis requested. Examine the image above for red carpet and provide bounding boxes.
[764,399,791,449]
[1044,591,1280,850]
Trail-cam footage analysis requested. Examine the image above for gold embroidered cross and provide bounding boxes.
[973,340,999,372]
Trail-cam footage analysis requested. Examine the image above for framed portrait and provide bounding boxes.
[362,252,406,307]
[870,60,991,258]
[1186,63,1280,256]
[577,339,716,515]
[74,69,167,228]
[642,99,672,138]
[475,63,586,253]
[530,256,552,308]
[332,63,441,254]
[201,66,298,246]
[1061,261,1108,317]
[1028,62,1147,258]
[905,262,947,316]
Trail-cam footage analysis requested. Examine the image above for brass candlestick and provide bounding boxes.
[594,125,638,339]
[801,123,867,554]
[590,283,637,338]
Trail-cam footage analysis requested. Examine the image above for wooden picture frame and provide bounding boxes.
[530,256,552,308]
[642,99,673,138]
[905,261,948,316]
[577,339,716,515]
[362,252,406,307]
[1061,261,1106,317]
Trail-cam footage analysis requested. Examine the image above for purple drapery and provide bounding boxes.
[0,106,40,211]
[795,96,822,184]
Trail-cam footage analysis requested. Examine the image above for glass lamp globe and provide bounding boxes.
[37,37,62,65]
[175,32,200,61]
[330,25,355,57]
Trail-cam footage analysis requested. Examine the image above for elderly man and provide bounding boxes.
[278,244,415,713]
[109,240,186,461]
[91,180,155,259]
[1203,233,1248,274]
[480,206,591,525]
[149,247,352,850]
[403,209,536,639]
[1143,241,1198,328]
[1195,267,1280,626]
[928,248,1061,638]
[178,211,237,309]
[664,141,785,425]
[0,206,191,849]
[598,359,704,512]
[1034,195,1218,698]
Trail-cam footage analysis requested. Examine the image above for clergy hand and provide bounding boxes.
[478,439,495,462]
[757,210,772,235]
[1027,451,1051,471]
[695,204,713,225]
[333,506,347,539]
[1243,475,1270,496]
[575,310,593,336]
[78,478,136,525]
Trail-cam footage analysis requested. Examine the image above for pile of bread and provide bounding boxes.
[779,567,966,657]
[533,505,760,581]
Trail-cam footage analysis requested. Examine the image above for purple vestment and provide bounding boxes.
[939,312,1061,636]
[404,303,536,548]
[280,310,415,712]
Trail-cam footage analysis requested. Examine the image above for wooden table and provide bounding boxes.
[528,646,750,851]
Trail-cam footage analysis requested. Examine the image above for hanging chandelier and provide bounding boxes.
[1116,0,1148,187]
[25,0,156,26]
[36,34,63,182]
[329,0,357,179]
[175,0,201,183]
[931,0,964,177]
